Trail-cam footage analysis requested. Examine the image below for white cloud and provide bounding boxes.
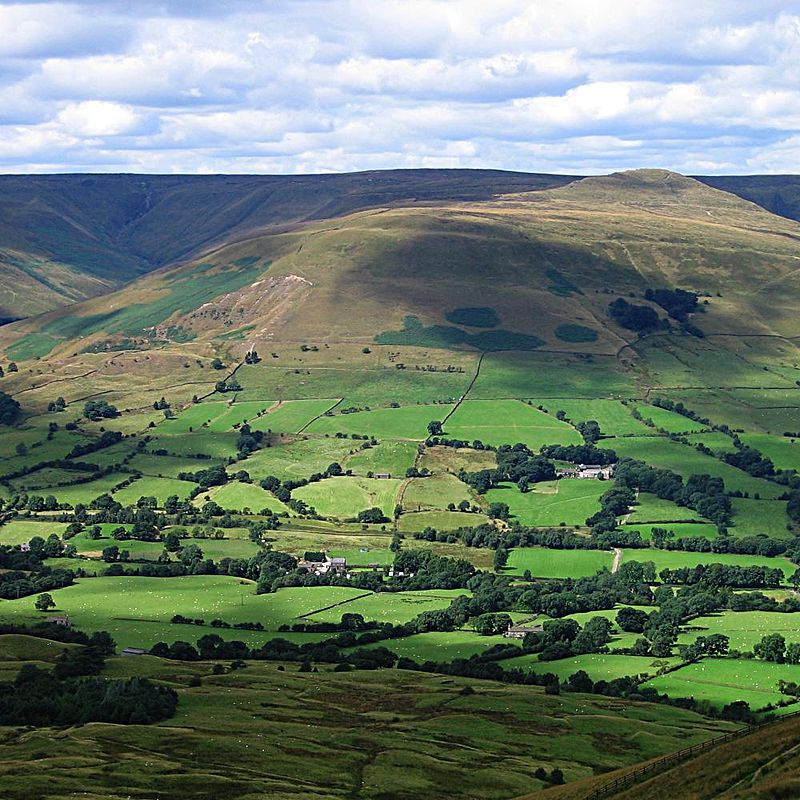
[56,100,142,136]
[0,1,798,173]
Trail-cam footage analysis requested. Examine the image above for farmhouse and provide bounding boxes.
[297,555,348,575]
[504,622,543,639]
[373,472,392,479]
[45,615,71,627]
[556,463,615,480]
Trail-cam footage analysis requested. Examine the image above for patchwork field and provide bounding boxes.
[506,547,614,578]
[486,479,607,527]
[444,400,583,449]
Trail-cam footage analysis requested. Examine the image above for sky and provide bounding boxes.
[1,0,800,175]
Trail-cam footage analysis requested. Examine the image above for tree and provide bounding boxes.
[427,420,443,437]
[357,507,389,524]
[102,545,120,562]
[754,633,786,663]
[83,399,119,421]
[35,593,56,612]
[211,358,225,370]
[616,606,648,633]
[488,502,509,520]
[164,531,181,552]
[493,546,509,571]
[0,391,20,425]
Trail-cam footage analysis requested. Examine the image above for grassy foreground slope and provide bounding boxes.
[0,650,735,800]
[525,710,800,800]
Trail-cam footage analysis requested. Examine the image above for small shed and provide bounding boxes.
[122,647,147,657]
[45,616,71,627]
[373,472,391,479]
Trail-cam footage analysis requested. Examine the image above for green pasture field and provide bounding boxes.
[235,362,471,406]
[740,433,800,472]
[150,431,240,459]
[620,522,721,541]
[501,653,679,682]
[682,431,739,453]
[402,473,478,512]
[625,492,707,524]
[444,399,582,449]
[44,557,104,575]
[0,429,89,474]
[327,547,394,566]
[631,404,710,433]
[357,630,517,662]
[76,442,136,469]
[235,436,358,481]
[417,444,497,474]
[292,475,403,519]
[344,439,418,477]
[0,633,81,661]
[0,660,735,800]
[530,398,648,436]
[113,476,197,506]
[307,403,454,440]
[644,658,800,712]
[249,398,340,433]
[470,351,636,399]
[730,497,793,538]
[9,466,96,492]
[0,519,67,545]
[609,435,784,498]
[306,589,468,625]
[620,549,795,580]
[678,610,800,651]
[45,474,129,506]
[84,409,165,435]
[204,401,275,432]
[0,577,368,649]
[506,547,614,578]
[157,402,231,433]
[128,452,222,477]
[486,479,606,526]
[396,509,490,532]
[196,482,290,514]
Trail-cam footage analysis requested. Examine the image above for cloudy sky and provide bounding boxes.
[1,0,799,174]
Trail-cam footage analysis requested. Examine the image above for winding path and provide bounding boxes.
[611,548,623,573]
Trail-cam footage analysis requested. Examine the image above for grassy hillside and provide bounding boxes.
[0,170,573,319]
[525,710,800,799]
[0,648,735,800]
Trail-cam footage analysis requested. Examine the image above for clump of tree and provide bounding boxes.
[0,390,21,425]
[644,288,699,322]
[608,298,662,333]
[83,399,119,421]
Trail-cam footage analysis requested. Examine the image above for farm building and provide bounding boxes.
[122,647,147,657]
[297,555,347,575]
[504,622,543,639]
[45,616,71,627]
[556,464,615,480]
[373,472,392,479]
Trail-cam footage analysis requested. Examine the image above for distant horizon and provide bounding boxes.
[2,167,800,179]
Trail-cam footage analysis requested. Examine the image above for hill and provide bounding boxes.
[0,648,735,800]
[0,170,574,319]
[3,169,800,368]
[524,710,800,799]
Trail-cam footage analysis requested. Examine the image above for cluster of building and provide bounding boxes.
[555,463,615,480]
[296,555,348,575]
